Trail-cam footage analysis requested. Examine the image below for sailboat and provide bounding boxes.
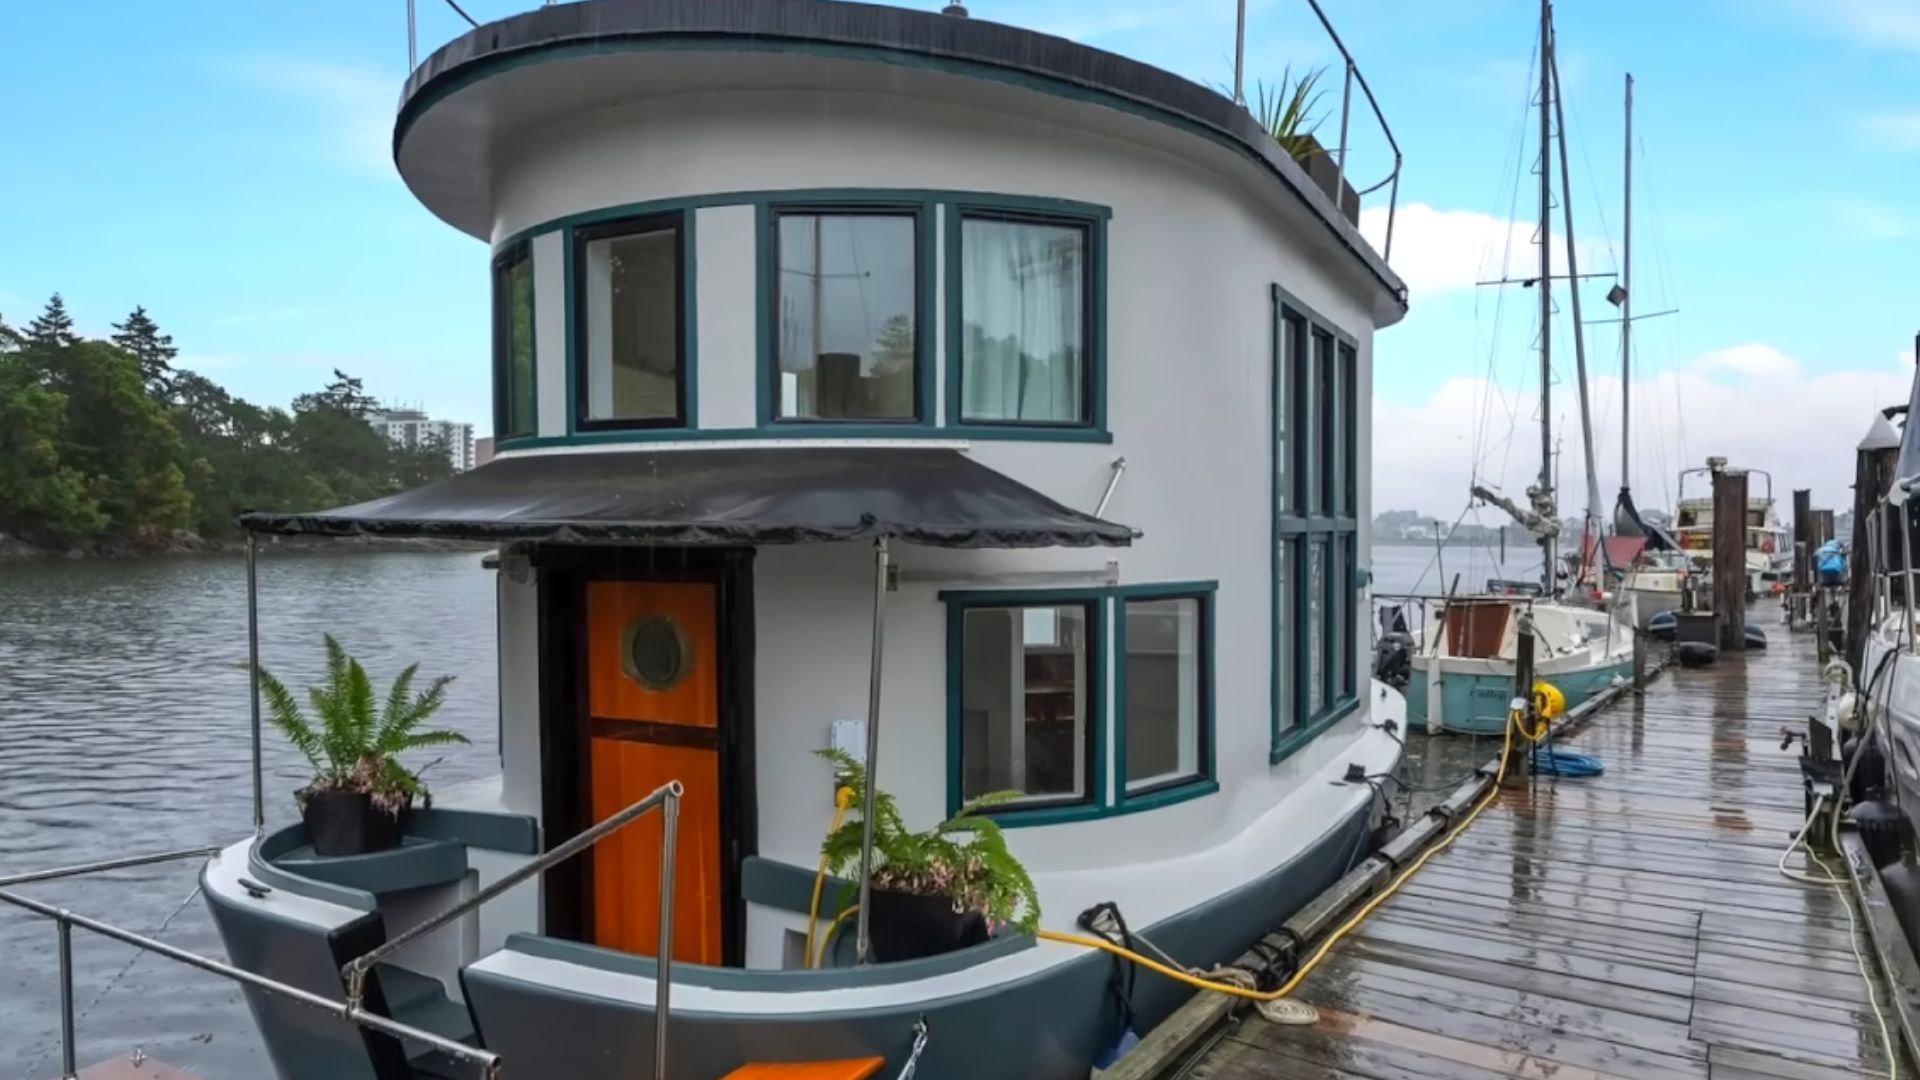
[1406,0,1637,735]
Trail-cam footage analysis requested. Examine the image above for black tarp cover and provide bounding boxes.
[237,447,1135,549]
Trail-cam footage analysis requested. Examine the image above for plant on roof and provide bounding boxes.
[1251,65,1330,161]
[814,747,1040,935]
[252,634,469,817]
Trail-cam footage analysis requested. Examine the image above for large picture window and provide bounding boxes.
[575,214,686,429]
[771,208,920,422]
[954,212,1091,426]
[492,243,535,440]
[955,602,1097,810]
[1271,287,1360,760]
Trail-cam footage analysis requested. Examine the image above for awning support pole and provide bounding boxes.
[855,536,890,965]
[247,532,265,835]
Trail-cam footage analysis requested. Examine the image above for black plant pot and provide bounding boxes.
[302,790,408,856]
[866,887,990,963]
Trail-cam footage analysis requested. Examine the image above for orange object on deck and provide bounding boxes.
[720,1060,887,1080]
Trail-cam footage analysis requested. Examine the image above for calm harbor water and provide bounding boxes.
[0,540,1536,1077]
[0,552,499,1078]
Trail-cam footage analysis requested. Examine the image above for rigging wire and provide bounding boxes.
[1470,35,1540,497]
[442,0,479,28]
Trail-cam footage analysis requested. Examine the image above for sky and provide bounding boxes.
[2,0,1915,517]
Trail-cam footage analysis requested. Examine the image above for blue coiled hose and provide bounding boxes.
[1532,748,1604,776]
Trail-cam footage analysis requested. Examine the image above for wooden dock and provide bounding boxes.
[1190,632,1906,1079]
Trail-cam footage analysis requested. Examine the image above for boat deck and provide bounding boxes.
[1189,630,1907,1079]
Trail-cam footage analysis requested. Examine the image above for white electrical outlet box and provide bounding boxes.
[829,719,867,763]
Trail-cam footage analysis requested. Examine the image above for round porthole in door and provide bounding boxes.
[622,614,693,691]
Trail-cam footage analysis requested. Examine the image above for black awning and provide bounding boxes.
[237,447,1134,549]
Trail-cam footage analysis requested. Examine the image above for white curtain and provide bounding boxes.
[960,218,1084,423]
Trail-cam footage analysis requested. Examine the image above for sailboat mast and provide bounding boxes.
[1548,36,1603,578]
[1621,73,1634,489]
[1536,0,1555,593]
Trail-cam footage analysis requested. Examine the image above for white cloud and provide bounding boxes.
[1862,110,1920,151]
[229,58,396,176]
[1373,344,1910,516]
[1831,198,1918,239]
[1360,203,1601,301]
[1804,0,1920,52]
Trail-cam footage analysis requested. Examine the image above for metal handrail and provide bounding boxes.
[342,778,684,1080]
[1301,0,1404,261]
[0,846,503,1079]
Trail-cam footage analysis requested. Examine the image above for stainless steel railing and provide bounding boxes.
[1300,0,1404,262]
[341,778,685,1080]
[0,846,504,1080]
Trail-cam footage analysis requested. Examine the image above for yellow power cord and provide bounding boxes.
[1037,700,1525,1005]
[815,904,861,969]
[803,786,856,970]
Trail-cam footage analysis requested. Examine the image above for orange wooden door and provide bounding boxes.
[585,580,723,964]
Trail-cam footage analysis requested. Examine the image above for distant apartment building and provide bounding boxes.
[366,407,475,471]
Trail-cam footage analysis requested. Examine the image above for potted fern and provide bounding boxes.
[252,635,470,856]
[815,748,1040,962]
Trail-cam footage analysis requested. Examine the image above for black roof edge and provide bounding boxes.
[395,0,1407,313]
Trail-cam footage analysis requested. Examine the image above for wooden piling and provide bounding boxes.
[1713,466,1749,652]
[1791,489,1812,626]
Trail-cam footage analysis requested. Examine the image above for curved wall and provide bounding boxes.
[472,65,1382,941]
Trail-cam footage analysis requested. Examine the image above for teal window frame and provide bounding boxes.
[491,241,536,440]
[1114,583,1219,812]
[491,188,1112,451]
[756,197,937,429]
[568,210,696,434]
[943,199,1110,441]
[1270,285,1361,763]
[943,581,1218,827]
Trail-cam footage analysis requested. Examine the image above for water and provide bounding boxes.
[0,553,498,1079]
[0,542,1537,1077]
[1369,540,1544,596]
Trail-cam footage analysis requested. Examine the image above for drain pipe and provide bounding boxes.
[855,536,891,965]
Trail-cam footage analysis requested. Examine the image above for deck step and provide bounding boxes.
[720,1059,887,1079]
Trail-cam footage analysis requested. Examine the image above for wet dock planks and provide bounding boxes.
[1192,631,1906,1079]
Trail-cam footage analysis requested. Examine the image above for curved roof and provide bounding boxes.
[395,0,1407,317]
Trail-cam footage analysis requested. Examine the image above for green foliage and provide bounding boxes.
[0,294,458,547]
[814,747,1041,934]
[252,634,468,814]
[1251,66,1330,162]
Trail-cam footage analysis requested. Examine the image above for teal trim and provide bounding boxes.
[943,199,1109,436]
[276,837,468,895]
[561,228,577,436]
[1270,281,1361,763]
[492,425,980,451]
[741,855,850,916]
[683,209,700,428]
[411,807,541,854]
[493,242,538,440]
[403,35,1405,311]
[1113,584,1217,813]
[942,589,1109,827]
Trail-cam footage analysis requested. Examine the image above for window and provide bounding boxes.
[492,244,535,439]
[1118,594,1211,798]
[955,602,1098,810]
[954,212,1093,427]
[772,209,920,422]
[575,214,686,429]
[1271,287,1360,759]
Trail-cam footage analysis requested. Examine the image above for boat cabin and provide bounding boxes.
[201,4,1409,1078]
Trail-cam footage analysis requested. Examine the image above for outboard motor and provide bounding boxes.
[1373,630,1413,691]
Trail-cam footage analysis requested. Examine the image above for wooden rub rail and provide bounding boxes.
[1122,633,1909,1079]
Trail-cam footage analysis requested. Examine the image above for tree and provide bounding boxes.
[25,293,79,349]
[871,314,915,375]
[112,306,179,399]
[0,310,20,354]
[0,354,105,540]
[297,369,378,419]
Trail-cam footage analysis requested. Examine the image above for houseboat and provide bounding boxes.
[1674,458,1792,599]
[199,3,1409,1077]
